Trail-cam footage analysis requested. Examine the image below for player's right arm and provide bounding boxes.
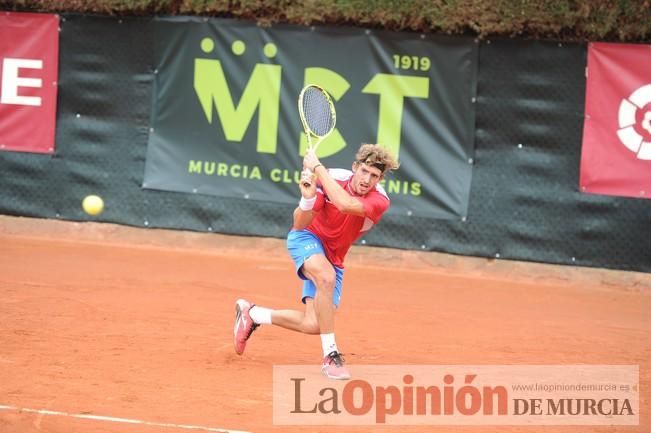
[313,165,367,216]
[303,149,366,217]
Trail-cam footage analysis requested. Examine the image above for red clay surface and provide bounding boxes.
[0,215,649,433]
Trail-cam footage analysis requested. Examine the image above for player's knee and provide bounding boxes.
[302,318,320,335]
[313,272,335,292]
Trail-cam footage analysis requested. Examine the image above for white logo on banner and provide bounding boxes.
[617,84,651,160]
[0,58,43,106]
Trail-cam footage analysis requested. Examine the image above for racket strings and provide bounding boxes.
[302,87,335,137]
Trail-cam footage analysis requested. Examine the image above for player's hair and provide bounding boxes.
[355,144,400,174]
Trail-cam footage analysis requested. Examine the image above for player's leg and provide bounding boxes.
[233,229,321,354]
[245,255,330,334]
[248,252,342,336]
[235,298,315,355]
[301,255,349,380]
[234,228,348,380]
[263,298,319,334]
[234,262,320,354]
[301,254,336,334]
[260,229,330,335]
[233,290,320,355]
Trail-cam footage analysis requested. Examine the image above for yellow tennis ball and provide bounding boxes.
[82,195,104,216]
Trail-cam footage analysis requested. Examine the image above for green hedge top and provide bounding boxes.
[2,0,650,42]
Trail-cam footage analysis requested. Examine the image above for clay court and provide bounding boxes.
[0,215,649,433]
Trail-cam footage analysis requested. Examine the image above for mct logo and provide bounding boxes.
[0,12,60,153]
[193,37,430,160]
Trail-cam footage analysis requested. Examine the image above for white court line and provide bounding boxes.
[0,404,250,433]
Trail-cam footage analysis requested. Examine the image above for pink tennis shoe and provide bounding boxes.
[322,351,351,380]
[233,299,259,355]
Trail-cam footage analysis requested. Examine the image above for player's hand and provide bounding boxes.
[299,169,317,197]
[303,148,320,172]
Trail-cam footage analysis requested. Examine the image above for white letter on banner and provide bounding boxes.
[1,58,43,106]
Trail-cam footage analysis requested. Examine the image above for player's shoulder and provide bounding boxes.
[373,182,389,200]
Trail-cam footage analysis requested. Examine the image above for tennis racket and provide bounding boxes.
[298,84,336,187]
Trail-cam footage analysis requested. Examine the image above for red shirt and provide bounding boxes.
[307,168,390,268]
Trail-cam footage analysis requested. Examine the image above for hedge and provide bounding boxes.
[1,0,649,42]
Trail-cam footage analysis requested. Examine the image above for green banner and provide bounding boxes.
[144,17,477,219]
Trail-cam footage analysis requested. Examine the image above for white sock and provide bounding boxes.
[320,333,338,356]
[249,305,273,325]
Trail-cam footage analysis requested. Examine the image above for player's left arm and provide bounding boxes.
[292,168,321,230]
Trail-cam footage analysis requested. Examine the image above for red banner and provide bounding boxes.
[580,42,651,199]
[0,12,60,154]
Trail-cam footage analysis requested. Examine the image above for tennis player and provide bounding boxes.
[234,143,399,379]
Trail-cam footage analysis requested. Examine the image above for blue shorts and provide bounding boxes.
[286,229,344,307]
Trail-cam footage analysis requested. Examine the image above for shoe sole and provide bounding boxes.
[233,301,245,355]
[321,367,351,380]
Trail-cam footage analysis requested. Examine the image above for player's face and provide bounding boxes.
[351,162,383,195]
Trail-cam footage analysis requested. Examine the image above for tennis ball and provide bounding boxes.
[82,195,104,216]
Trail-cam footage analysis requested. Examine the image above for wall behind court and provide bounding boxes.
[1,15,649,273]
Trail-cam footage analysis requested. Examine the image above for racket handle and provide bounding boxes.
[301,144,317,187]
